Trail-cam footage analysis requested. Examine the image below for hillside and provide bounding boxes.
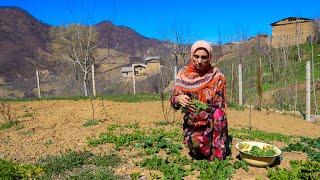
[0,7,173,97]
[95,21,170,56]
[0,7,52,96]
[218,41,320,114]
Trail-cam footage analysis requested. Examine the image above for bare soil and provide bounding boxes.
[0,100,319,179]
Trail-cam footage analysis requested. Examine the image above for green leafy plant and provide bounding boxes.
[233,160,249,172]
[106,124,122,131]
[38,150,93,175]
[21,111,35,118]
[192,100,209,113]
[88,127,183,155]
[0,159,44,179]
[242,145,276,157]
[83,119,100,127]
[88,125,258,179]
[0,121,18,131]
[130,172,141,180]
[140,155,189,179]
[89,153,122,168]
[70,167,117,180]
[124,122,139,129]
[267,160,320,180]
[192,159,235,180]
[282,137,320,162]
[37,150,122,178]
[230,128,292,144]
[182,100,208,114]
[44,139,53,146]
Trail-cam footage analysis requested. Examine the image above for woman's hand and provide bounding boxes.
[177,95,191,107]
[177,95,196,112]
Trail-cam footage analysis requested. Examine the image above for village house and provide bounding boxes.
[120,56,161,81]
[144,56,161,75]
[271,17,315,47]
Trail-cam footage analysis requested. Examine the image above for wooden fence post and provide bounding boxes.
[230,63,234,102]
[36,68,41,98]
[238,64,243,106]
[91,65,96,97]
[306,61,311,121]
[132,64,136,94]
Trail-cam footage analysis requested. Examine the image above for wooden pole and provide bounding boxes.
[249,97,252,130]
[311,42,319,115]
[294,80,298,117]
[238,64,243,106]
[174,52,178,82]
[91,65,96,97]
[231,63,234,102]
[36,68,41,98]
[306,61,311,121]
[159,65,163,93]
[132,64,136,94]
[258,58,263,109]
[174,66,177,81]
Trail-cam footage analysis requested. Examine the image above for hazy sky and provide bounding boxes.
[1,0,320,43]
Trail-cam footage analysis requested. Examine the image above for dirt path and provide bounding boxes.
[0,100,319,178]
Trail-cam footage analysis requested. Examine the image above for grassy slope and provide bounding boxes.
[218,42,320,112]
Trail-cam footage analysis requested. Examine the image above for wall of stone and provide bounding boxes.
[271,21,314,47]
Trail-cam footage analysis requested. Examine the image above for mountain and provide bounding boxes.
[95,21,168,56]
[0,7,52,96]
[0,7,172,97]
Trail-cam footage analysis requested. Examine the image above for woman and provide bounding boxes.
[171,40,229,161]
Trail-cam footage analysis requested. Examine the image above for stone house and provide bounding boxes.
[120,56,161,81]
[144,56,161,75]
[271,17,314,47]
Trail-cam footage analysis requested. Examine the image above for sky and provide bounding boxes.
[1,0,320,43]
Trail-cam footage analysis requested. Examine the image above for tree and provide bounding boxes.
[295,21,302,62]
[313,19,320,42]
[308,29,319,115]
[252,35,268,110]
[267,37,275,83]
[49,24,102,96]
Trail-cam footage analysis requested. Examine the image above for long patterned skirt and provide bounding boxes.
[183,108,228,161]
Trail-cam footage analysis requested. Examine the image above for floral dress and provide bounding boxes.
[171,67,229,160]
